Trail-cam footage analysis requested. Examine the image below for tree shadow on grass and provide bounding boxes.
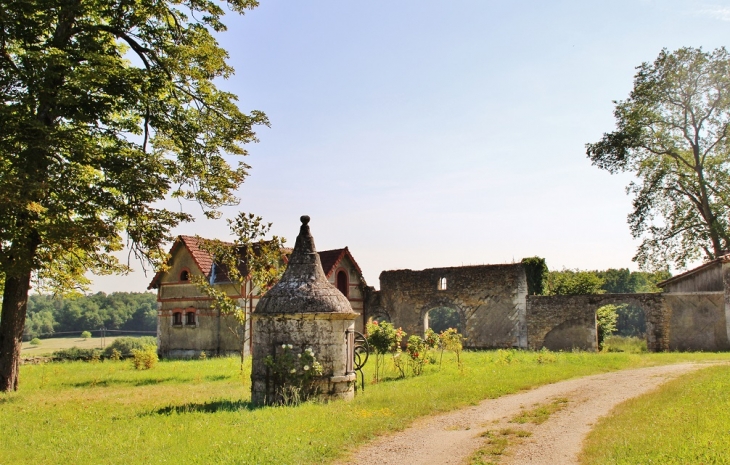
[68,377,176,388]
[145,399,257,416]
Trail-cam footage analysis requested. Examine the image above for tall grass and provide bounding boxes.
[581,364,730,464]
[2,351,729,464]
[601,335,647,353]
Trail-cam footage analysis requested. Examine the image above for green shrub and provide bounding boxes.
[596,305,619,349]
[131,346,158,370]
[103,336,156,358]
[366,321,405,381]
[263,345,323,405]
[29,338,42,346]
[109,348,122,361]
[52,347,102,361]
[80,331,92,339]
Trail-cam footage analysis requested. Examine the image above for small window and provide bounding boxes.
[180,270,190,281]
[336,270,349,298]
[173,312,182,325]
[186,311,196,325]
[438,277,447,291]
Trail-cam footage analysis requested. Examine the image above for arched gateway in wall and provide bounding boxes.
[526,293,668,352]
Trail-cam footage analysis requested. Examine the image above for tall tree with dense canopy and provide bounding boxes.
[0,0,267,391]
[587,47,730,270]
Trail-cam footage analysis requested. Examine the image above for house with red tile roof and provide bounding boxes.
[148,235,367,358]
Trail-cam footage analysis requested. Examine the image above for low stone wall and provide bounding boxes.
[526,293,667,352]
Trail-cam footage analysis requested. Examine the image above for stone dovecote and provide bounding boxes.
[251,216,357,405]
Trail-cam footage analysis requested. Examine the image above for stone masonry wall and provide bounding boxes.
[526,293,668,352]
[376,264,528,349]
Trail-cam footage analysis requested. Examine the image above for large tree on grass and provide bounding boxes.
[0,0,267,391]
[587,47,730,270]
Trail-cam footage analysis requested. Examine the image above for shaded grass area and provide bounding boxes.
[2,351,729,464]
[581,364,730,464]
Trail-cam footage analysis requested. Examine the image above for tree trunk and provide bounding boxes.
[0,267,33,391]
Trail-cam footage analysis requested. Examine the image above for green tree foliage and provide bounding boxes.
[545,270,605,295]
[193,213,285,366]
[23,292,156,339]
[426,307,462,334]
[521,256,548,295]
[0,0,266,391]
[596,305,619,349]
[596,268,671,294]
[587,47,730,270]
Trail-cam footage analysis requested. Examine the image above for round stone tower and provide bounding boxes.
[251,215,357,405]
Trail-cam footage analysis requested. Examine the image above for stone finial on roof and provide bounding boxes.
[254,216,355,314]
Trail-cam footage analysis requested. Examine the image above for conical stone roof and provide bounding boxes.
[254,216,355,314]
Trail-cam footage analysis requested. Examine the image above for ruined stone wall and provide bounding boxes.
[376,264,528,349]
[526,294,668,352]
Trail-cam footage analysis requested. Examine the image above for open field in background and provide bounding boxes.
[581,364,730,464]
[2,351,730,464]
[21,336,148,356]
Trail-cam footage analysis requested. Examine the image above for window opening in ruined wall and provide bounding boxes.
[180,269,190,281]
[336,269,349,298]
[438,277,447,290]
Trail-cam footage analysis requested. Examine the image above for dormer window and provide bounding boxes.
[438,277,447,291]
[180,270,190,282]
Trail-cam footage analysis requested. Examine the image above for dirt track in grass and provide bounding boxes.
[339,362,718,465]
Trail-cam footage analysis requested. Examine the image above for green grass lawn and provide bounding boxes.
[581,363,730,464]
[2,350,729,464]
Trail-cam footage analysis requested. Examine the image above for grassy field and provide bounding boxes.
[21,336,145,356]
[581,364,730,464]
[2,351,729,464]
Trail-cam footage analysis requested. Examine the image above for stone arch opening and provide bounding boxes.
[613,304,647,337]
[424,306,463,335]
[527,293,666,352]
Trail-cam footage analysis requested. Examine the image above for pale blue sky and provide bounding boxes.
[93,0,730,293]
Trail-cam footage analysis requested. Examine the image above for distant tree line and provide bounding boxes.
[22,292,157,340]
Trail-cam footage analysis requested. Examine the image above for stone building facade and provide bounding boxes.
[148,235,367,358]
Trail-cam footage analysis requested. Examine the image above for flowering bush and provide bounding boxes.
[366,321,406,381]
[264,344,323,405]
[405,329,439,376]
[439,328,464,370]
